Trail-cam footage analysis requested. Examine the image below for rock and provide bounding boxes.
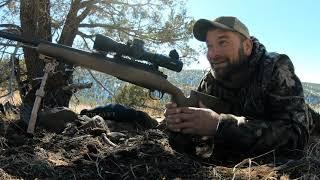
[78,115,110,135]
[107,132,127,142]
[38,107,77,133]
[62,123,79,136]
[77,115,93,125]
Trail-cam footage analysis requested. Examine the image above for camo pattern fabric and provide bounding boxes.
[171,37,312,161]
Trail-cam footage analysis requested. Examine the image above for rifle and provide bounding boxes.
[0,31,231,145]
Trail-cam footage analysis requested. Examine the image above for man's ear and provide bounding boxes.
[243,38,253,56]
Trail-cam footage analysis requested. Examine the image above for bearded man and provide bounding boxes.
[164,16,312,162]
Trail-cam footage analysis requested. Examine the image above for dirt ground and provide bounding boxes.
[0,112,319,179]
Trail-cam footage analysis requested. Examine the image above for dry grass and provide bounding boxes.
[0,93,319,179]
[0,90,22,105]
[225,135,320,179]
[0,113,320,179]
[69,103,94,114]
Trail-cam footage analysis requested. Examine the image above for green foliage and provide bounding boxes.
[112,83,150,108]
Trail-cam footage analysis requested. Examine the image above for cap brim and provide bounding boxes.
[193,19,234,42]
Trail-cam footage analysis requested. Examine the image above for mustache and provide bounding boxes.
[209,57,229,67]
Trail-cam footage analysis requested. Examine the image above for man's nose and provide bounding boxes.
[207,48,221,61]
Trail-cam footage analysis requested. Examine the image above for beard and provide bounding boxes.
[210,46,249,80]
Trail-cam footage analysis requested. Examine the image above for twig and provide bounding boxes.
[248,158,251,180]
[87,69,114,96]
[232,150,275,180]
[130,164,136,179]
[101,133,118,147]
[62,82,93,91]
[306,140,320,157]
[104,170,121,176]
[145,164,149,173]
[273,158,307,172]
[109,158,123,172]
[95,157,104,180]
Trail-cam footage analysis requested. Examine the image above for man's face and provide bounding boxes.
[206,29,250,79]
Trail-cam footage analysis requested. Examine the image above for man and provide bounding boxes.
[165,16,312,162]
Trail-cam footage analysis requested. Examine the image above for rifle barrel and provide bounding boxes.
[0,31,39,45]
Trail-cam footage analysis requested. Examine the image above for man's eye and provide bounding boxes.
[219,40,227,46]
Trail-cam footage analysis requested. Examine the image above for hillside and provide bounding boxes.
[303,82,320,105]
[73,68,320,109]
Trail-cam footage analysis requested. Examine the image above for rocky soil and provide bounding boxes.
[0,110,319,179]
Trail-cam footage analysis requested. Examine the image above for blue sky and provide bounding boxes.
[186,0,320,83]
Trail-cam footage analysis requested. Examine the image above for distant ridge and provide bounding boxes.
[73,68,320,106]
[167,69,320,105]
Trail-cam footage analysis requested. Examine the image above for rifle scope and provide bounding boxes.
[93,34,183,72]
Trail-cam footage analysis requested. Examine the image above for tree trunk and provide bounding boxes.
[20,0,45,81]
[19,0,73,123]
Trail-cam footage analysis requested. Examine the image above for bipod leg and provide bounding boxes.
[27,55,59,135]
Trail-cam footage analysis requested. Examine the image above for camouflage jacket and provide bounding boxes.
[194,37,312,160]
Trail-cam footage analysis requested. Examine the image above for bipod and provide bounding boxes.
[27,54,58,135]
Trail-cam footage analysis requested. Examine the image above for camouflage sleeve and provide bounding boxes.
[197,70,214,93]
[214,56,310,157]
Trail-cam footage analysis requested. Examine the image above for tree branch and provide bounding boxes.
[79,23,115,28]
[0,42,18,47]
[79,0,100,9]
[0,0,14,8]
[77,5,93,22]
[77,31,93,50]
[99,0,158,8]
[77,30,95,39]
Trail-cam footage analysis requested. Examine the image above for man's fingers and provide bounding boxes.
[170,128,181,132]
[166,118,181,124]
[164,103,179,117]
[168,107,199,115]
[164,106,198,117]
[165,103,177,108]
[168,121,194,130]
[167,113,195,121]
[179,107,199,113]
[164,108,181,116]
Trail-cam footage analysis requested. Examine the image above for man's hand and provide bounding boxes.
[164,102,220,136]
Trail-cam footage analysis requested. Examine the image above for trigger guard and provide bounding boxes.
[148,90,164,100]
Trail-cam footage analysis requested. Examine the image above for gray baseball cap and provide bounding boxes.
[193,16,250,41]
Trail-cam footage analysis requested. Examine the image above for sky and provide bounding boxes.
[186,0,320,83]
